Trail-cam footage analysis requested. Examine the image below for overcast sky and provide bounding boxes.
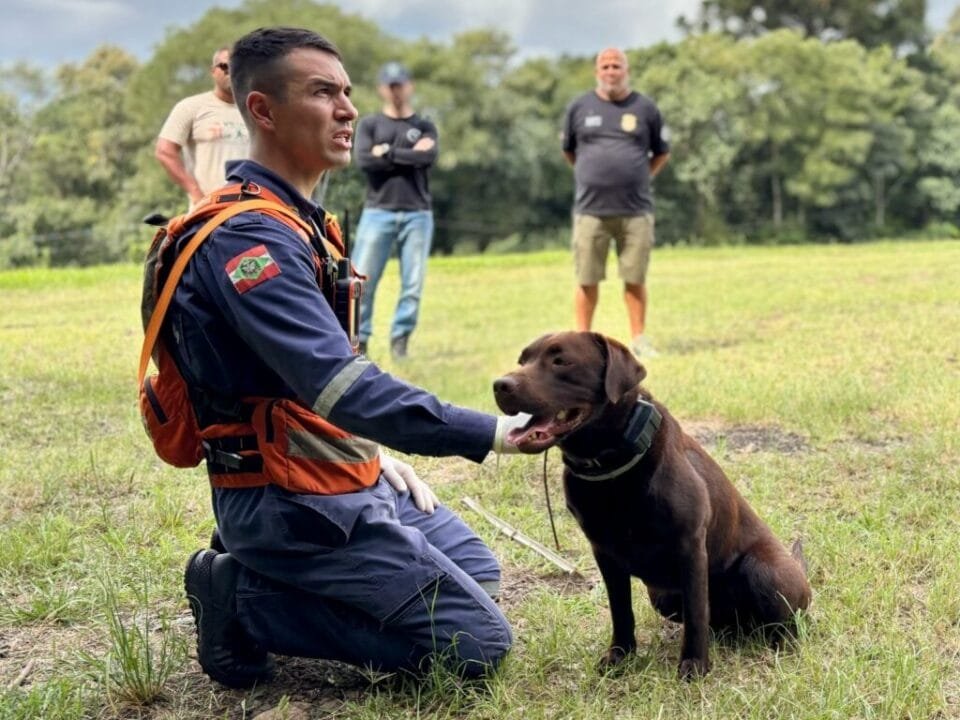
[2,0,958,69]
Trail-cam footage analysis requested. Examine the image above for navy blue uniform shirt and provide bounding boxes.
[167,160,495,461]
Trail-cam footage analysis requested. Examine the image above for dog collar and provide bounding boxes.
[562,399,662,481]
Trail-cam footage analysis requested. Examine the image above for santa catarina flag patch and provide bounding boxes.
[226,245,281,293]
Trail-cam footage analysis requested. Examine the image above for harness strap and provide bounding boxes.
[203,448,265,475]
[205,434,259,453]
[138,199,310,388]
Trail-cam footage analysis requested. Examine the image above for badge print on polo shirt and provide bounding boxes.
[584,115,602,128]
[621,113,637,132]
[226,245,281,294]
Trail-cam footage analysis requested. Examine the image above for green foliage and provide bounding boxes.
[681,0,927,49]
[78,575,187,707]
[3,1,960,266]
[0,680,90,720]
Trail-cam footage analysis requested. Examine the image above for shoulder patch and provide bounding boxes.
[226,244,281,294]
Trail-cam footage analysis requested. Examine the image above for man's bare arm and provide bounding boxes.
[155,137,203,203]
[650,152,670,178]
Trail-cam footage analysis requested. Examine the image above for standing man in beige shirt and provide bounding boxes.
[155,47,249,208]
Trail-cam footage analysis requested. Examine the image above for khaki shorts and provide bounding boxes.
[572,213,655,285]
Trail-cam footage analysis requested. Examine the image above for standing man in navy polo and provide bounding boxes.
[562,47,670,358]
[353,62,438,359]
[172,28,528,688]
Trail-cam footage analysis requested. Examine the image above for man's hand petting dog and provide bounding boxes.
[493,412,533,454]
[494,331,811,680]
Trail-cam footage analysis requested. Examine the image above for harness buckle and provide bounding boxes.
[240,180,262,196]
[201,440,244,470]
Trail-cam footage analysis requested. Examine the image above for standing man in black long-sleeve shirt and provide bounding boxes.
[353,62,438,359]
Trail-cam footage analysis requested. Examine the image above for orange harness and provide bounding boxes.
[138,182,380,494]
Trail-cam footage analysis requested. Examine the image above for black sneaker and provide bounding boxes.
[358,339,368,356]
[390,334,409,359]
[184,549,275,688]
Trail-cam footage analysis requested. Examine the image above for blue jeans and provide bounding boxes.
[352,208,434,342]
[215,479,511,677]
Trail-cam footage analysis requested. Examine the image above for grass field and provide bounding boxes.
[0,240,958,719]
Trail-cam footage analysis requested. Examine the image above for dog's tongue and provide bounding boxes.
[507,416,559,452]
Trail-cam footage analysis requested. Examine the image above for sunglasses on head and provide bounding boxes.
[214,62,229,73]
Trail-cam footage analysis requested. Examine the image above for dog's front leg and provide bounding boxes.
[678,536,711,679]
[594,550,636,668]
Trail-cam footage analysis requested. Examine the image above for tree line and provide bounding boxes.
[1,0,959,268]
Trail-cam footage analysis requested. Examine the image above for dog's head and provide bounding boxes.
[493,331,646,453]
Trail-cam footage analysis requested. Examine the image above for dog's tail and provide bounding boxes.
[790,539,809,575]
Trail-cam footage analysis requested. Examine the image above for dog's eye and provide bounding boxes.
[552,356,568,367]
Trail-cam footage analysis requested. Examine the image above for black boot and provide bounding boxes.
[209,527,227,553]
[184,549,275,688]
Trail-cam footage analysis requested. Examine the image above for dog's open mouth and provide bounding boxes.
[507,407,586,452]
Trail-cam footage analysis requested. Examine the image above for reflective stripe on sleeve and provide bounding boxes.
[312,357,372,418]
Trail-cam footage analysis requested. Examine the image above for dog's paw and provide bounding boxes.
[677,656,710,681]
[597,644,634,671]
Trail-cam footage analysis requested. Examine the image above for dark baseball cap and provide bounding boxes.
[378,61,411,85]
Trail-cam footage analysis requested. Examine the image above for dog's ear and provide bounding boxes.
[597,334,646,403]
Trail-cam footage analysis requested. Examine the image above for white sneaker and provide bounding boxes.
[631,334,659,358]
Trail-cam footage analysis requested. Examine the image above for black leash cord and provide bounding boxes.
[543,449,561,552]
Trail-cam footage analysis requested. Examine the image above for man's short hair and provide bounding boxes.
[230,27,341,125]
[211,46,230,66]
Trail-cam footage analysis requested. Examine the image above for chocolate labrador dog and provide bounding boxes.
[493,331,811,679]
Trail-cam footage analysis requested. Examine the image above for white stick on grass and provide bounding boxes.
[462,496,579,575]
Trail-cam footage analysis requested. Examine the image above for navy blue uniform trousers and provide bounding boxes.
[214,477,511,676]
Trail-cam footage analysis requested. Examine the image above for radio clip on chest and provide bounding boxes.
[314,210,363,354]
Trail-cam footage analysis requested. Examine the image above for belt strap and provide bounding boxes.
[205,434,258,453]
[202,438,263,474]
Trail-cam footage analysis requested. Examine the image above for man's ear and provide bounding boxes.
[246,91,274,131]
[596,333,646,403]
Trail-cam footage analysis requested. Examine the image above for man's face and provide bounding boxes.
[378,81,413,106]
[211,50,233,98]
[268,48,358,172]
[595,50,629,99]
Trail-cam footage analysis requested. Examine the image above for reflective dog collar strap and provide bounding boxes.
[567,452,643,482]
[624,399,662,457]
[565,399,662,482]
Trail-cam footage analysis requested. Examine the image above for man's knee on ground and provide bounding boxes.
[422,572,513,678]
[438,612,513,679]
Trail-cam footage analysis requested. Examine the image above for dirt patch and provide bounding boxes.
[498,562,596,611]
[682,419,810,455]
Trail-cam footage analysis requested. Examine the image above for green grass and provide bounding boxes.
[1,241,958,718]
